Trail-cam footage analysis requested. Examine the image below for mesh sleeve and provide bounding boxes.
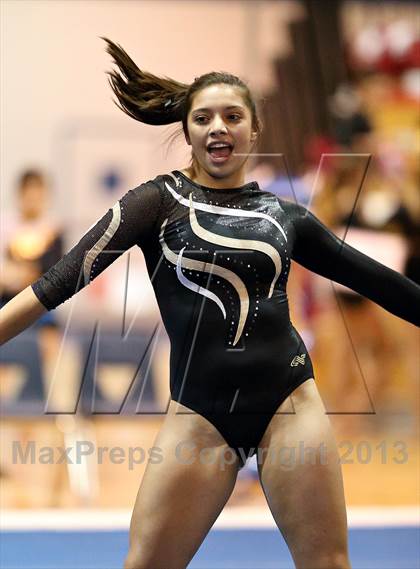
[31,181,162,310]
[281,200,420,327]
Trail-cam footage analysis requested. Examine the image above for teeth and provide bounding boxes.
[208,143,231,149]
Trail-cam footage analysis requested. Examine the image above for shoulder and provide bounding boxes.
[275,197,309,220]
[253,186,306,214]
[148,171,179,189]
[130,175,161,195]
[129,171,179,198]
[115,171,181,219]
[121,172,183,229]
[108,176,167,227]
[274,198,329,240]
[123,175,168,209]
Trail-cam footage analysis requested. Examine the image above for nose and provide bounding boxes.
[209,114,227,136]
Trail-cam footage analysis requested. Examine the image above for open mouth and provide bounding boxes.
[206,142,234,163]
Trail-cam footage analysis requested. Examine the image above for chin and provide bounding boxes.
[205,160,239,179]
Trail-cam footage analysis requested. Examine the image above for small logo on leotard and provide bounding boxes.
[290,354,306,367]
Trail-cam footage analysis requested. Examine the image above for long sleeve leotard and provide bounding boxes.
[31,170,420,460]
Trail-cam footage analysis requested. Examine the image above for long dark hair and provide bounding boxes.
[102,37,262,166]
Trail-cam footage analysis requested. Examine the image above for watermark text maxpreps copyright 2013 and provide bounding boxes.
[10,439,409,471]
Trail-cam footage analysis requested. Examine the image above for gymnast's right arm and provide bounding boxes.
[0,181,161,345]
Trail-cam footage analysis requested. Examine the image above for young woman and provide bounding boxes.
[1,38,419,569]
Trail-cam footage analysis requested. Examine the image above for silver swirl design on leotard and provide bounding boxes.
[83,202,121,286]
[164,179,288,242]
[160,219,249,346]
[188,193,282,298]
[167,171,182,188]
[176,246,226,320]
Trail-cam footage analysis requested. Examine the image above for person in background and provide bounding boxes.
[1,168,65,428]
[1,169,64,315]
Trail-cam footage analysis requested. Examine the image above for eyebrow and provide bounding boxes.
[192,105,244,113]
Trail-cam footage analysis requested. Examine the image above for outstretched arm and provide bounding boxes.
[0,286,46,345]
[281,200,420,327]
[0,180,162,344]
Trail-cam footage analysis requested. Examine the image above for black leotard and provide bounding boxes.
[31,170,420,463]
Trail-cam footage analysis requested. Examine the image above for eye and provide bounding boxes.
[228,114,241,121]
[194,116,208,124]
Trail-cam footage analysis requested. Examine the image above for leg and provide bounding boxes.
[257,379,351,569]
[125,400,240,569]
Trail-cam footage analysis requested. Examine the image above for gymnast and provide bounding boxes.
[1,38,419,569]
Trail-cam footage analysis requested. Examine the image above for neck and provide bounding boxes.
[182,164,246,189]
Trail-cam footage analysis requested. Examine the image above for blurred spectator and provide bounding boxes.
[328,82,373,149]
[1,169,64,313]
[0,168,65,404]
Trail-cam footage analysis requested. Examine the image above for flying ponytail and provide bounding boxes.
[102,37,190,126]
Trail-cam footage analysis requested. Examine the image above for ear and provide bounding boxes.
[250,129,258,143]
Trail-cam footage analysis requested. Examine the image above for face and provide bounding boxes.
[19,181,48,219]
[185,84,258,180]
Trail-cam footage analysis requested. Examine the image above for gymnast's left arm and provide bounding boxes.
[281,200,420,327]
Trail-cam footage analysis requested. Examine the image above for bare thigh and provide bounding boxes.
[125,400,240,569]
[258,379,351,569]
